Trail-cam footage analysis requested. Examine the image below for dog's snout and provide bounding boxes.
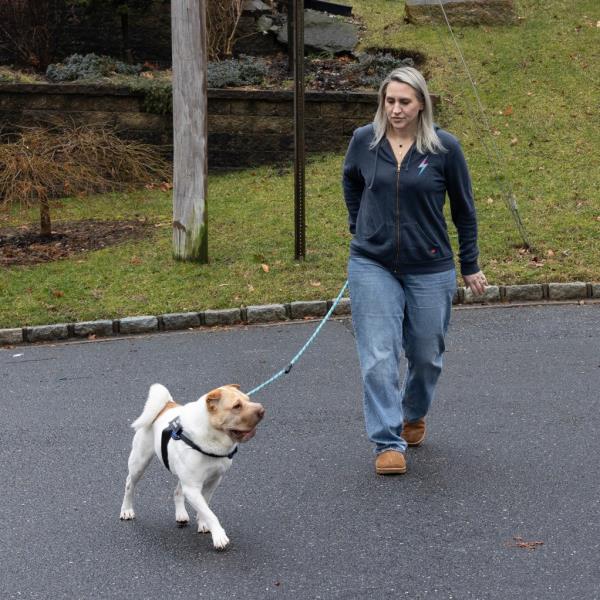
[256,404,265,419]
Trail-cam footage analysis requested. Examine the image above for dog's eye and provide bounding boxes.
[232,402,242,410]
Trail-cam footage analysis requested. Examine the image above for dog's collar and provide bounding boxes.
[161,416,238,471]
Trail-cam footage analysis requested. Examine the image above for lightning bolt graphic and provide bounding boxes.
[417,158,428,176]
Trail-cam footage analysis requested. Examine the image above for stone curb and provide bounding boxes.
[1,281,598,346]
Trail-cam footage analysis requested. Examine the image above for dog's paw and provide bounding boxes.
[197,521,210,534]
[211,528,230,550]
[120,509,135,520]
[176,508,190,527]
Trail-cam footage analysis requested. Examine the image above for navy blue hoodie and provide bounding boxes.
[342,123,480,276]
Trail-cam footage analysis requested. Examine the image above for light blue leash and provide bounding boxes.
[247,280,349,397]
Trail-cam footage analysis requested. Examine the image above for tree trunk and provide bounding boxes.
[171,0,208,262]
[120,11,132,63]
[39,197,52,238]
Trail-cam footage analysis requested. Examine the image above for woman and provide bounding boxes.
[343,67,487,475]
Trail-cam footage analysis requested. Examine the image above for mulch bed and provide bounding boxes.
[0,219,155,267]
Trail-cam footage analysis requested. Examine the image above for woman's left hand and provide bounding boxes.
[463,271,488,296]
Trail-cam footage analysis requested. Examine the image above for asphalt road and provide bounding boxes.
[1,304,599,600]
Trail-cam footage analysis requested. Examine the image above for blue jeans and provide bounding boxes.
[348,255,456,454]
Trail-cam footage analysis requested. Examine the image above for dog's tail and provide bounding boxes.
[131,383,174,430]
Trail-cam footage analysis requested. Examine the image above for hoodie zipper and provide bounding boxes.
[395,161,401,270]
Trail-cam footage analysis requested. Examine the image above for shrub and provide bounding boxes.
[46,53,142,82]
[207,0,245,60]
[343,53,415,89]
[0,122,170,236]
[0,0,65,70]
[207,55,268,88]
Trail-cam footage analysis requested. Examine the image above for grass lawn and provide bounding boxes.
[1,0,598,329]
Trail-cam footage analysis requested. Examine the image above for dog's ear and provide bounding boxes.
[226,383,241,389]
[206,389,221,412]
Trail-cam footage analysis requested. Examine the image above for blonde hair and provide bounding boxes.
[371,66,445,154]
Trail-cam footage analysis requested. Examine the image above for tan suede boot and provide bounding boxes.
[402,418,426,446]
[375,450,407,475]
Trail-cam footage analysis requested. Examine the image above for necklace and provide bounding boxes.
[387,133,415,149]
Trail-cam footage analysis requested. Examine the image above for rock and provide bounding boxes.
[505,284,544,302]
[332,297,351,315]
[234,14,285,56]
[246,304,287,324]
[242,0,271,14]
[0,328,23,345]
[463,285,501,304]
[257,15,275,33]
[405,0,517,26]
[26,324,70,342]
[204,308,242,326]
[548,282,587,301]
[289,301,328,319]
[118,316,158,334]
[73,320,114,337]
[161,312,202,330]
[277,9,358,55]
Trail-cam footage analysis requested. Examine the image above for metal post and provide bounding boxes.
[293,0,305,261]
[287,0,294,74]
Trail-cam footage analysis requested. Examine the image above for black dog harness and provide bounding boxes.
[161,416,238,472]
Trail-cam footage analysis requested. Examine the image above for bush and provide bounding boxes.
[207,55,268,88]
[46,53,142,82]
[343,53,415,88]
[207,0,244,60]
[0,122,170,236]
[0,0,65,70]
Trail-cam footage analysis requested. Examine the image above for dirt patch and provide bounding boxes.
[0,219,155,267]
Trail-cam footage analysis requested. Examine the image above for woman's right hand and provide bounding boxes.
[463,271,488,296]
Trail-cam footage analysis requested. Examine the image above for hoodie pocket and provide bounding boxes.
[399,222,446,262]
[356,202,383,240]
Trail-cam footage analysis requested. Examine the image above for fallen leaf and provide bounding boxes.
[130,256,143,265]
[502,105,513,116]
[546,249,555,257]
[509,536,544,550]
[52,289,65,298]
[486,197,494,204]
[261,264,270,273]
[310,280,322,287]
[510,137,518,146]
[247,284,255,292]
[87,334,97,340]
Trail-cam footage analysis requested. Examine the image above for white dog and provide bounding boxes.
[120,383,265,550]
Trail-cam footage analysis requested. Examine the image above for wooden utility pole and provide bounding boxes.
[171,0,208,262]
